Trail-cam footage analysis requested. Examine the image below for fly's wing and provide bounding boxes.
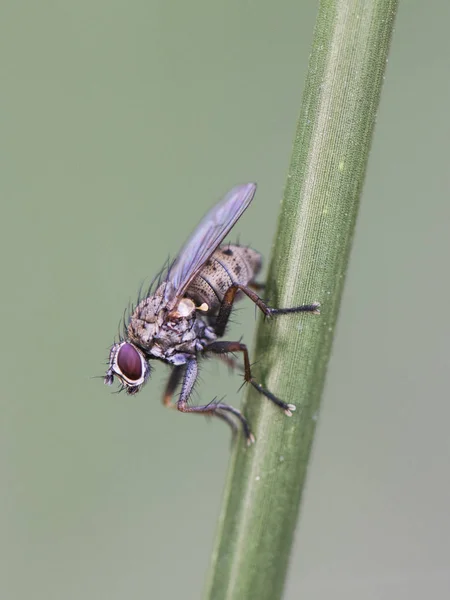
[164,183,256,305]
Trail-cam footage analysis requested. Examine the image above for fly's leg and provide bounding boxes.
[213,284,320,337]
[213,410,240,440]
[216,353,245,374]
[163,365,239,438]
[205,341,295,416]
[177,359,254,445]
[162,366,184,408]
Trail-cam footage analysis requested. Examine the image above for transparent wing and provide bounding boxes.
[164,183,256,304]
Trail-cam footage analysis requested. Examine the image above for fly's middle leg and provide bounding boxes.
[204,341,295,417]
[176,359,255,445]
[249,281,265,291]
[213,283,320,337]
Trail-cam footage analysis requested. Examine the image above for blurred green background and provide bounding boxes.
[1,1,449,599]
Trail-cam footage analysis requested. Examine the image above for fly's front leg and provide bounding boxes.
[177,359,254,445]
[162,366,184,408]
[205,341,295,416]
[214,284,320,337]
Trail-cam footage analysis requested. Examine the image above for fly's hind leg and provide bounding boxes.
[176,359,254,445]
[213,283,320,337]
[205,341,295,416]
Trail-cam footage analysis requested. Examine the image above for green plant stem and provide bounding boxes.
[204,1,398,599]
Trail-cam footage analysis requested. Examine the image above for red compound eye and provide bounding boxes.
[117,343,142,381]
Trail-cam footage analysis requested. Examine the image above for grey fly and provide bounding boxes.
[105,183,320,444]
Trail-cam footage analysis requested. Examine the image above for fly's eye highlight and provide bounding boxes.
[117,343,143,381]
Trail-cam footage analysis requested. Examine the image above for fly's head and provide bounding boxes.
[104,341,151,395]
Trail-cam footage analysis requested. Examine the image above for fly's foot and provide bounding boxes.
[249,379,296,416]
[311,302,321,314]
[266,301,321,318]
[213,406,254,447]
[284,403,296,417]
[247,432,256,446]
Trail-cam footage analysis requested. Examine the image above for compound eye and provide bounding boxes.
[117,343,143,381]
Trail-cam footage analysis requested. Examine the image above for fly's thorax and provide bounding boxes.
[127,289,167,347]
[155,316,215,365]
[186,245,262,313]
[156,299,199,348]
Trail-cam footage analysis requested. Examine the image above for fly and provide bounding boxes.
[104,183,320,444]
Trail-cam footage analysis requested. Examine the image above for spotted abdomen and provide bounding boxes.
[186,245,262,314]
